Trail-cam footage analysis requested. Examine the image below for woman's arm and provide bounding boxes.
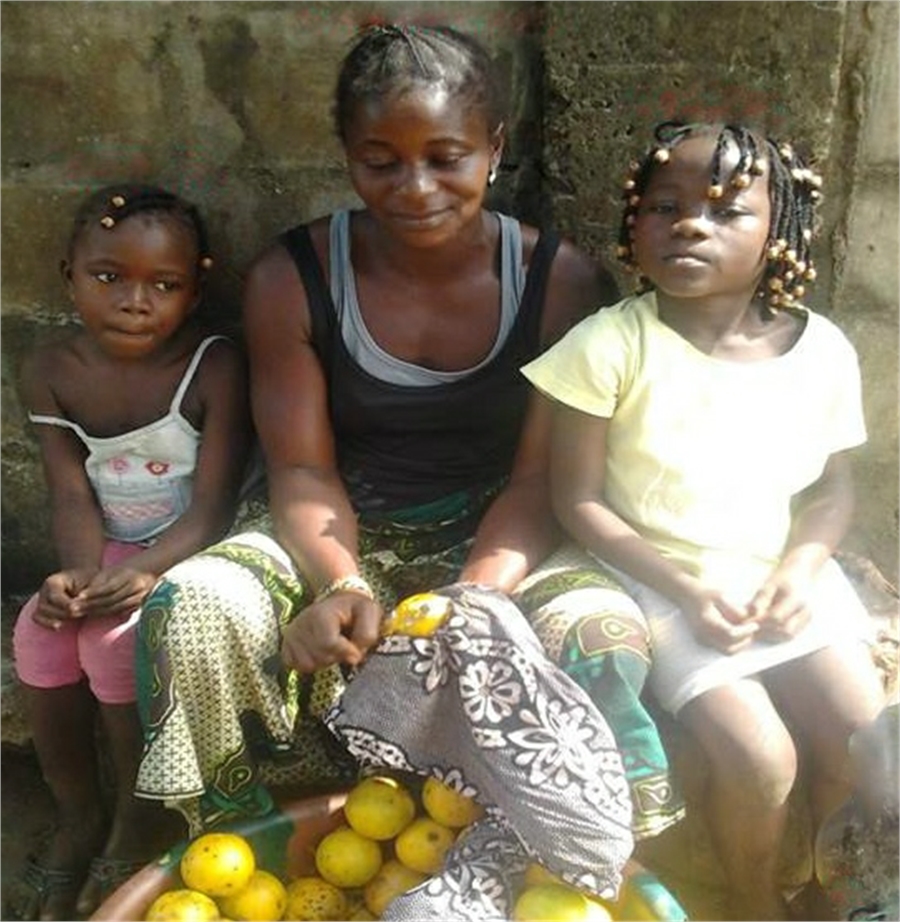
[459,239,617,591]
[243,239,381,670]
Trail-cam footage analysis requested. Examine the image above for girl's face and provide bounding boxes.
[631,134,772,306]
[342,85,502,248]
[66,214,200,359]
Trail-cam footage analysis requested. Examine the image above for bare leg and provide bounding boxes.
[767,643,884,827]
[679,679,797,920]
[75,701,186,916]
[22,682,107,920]
[766,643,885,920]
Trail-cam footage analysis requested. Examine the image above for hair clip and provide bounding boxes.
[100,215,116,229]
[615,245,630,259]
[751,158,767,176]
[110,195,126,208]
[707,184,724,199]
[652,148,670,164]
[199,256,214,270]
[731,173,751,189]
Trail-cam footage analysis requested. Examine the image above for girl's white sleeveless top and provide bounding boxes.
[28,336,224,544]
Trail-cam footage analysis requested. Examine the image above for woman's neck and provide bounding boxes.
[353,209,496,281]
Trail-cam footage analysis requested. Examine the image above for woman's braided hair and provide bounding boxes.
[333,23,505,142]
[67,183,212,270]
[616,121,823,316]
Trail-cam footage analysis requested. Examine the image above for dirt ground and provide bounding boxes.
[2,744,57,919]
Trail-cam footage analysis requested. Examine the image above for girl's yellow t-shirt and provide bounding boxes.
[522,291,866,582]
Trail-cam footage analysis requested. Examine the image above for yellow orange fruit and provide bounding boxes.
[179,832,256,898]
[315,825,383,888]
[283,876,348,921]
[421,776,485,828]
[144,888,220,921]
[217,868,287,921]
[394,816,456,875]
[513,884,614,921]
[364,858,428,916]
[344,775,417,840]
[382,593,452,637]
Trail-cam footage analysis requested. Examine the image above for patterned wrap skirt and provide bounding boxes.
[134,499,680,912]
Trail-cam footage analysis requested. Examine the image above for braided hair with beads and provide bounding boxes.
[616,121,822,316]
[67,183,213,272]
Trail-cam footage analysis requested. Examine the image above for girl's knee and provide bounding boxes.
[733,737,798,808]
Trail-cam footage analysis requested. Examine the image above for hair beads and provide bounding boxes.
[616,121,822,315]
[69,184,213,272]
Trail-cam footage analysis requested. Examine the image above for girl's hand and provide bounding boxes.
[280,592,383,674]
[746,564,814,642]
[681,584,760,654]
[33,568,97,628]
[71,567,159,619]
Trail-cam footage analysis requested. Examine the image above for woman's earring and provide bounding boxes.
[487,167,498,187]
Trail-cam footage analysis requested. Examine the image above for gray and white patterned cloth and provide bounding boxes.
[324,583,635,918]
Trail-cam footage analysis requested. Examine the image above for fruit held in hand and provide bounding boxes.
[144,888,220,921]
[381,593,453,637]
[422,776,485,828]
[344,775,416,840]
[179,832,256,898]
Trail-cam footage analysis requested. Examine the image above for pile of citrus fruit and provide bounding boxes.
[143,773,489,921]
[141,770,681,920]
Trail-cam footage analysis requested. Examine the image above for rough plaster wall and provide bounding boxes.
[542,0,899,581]
[0,1,541,592]
[826,1,899,581]
[2,1,897,590]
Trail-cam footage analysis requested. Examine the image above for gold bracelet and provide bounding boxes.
[315,574,374,602]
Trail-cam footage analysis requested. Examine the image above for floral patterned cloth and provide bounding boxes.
[325,583,634,909]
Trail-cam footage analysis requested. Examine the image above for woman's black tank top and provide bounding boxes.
[279,217,561,516]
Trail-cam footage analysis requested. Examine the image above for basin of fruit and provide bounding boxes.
[90,774,685,920]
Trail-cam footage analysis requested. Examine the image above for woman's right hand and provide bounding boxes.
[33,567,97,628]
[679,583,760,654]
[280,591,384,673]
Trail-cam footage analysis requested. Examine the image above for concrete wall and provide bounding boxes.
[540,0,899,580]
[2,1,897,591]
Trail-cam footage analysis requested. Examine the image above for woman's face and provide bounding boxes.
[342,85,502,248]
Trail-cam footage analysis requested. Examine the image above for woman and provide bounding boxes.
[134,24,661,914]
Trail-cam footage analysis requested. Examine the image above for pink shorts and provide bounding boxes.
[13,541,145,704]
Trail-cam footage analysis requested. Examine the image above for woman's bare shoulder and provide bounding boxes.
[518,221,620,343]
